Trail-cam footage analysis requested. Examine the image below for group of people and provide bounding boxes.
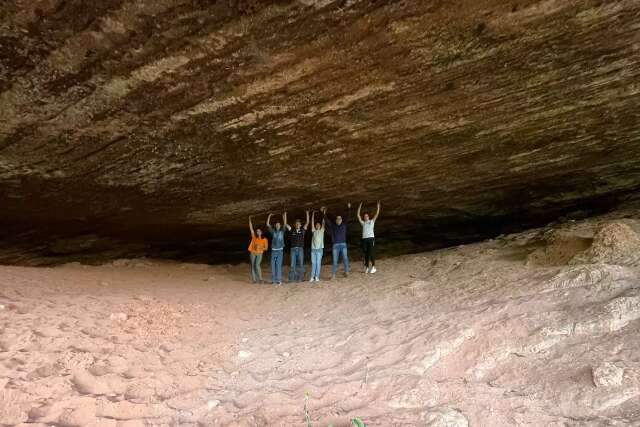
[247,201,381,284]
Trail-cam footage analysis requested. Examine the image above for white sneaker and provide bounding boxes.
[370,266,377,274]
[365,267,370,273]
[309,278,315,283]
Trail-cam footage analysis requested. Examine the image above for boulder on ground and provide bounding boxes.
[424,407,469,427]
[592,362,624,388]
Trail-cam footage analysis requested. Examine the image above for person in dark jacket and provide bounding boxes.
[285,210,309,282]
[321,203,350,279]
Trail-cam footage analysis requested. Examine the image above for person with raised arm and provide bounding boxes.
[248,215,268,283]
[309,210,325,283]
[357,201,381,274]
[322,203,350,280]
[266,212,285,285]
[285,210,309,282]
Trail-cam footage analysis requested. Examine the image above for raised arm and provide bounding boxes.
[321,206,332,227]
[357,202,364,224]
[303,210,310,230]
[373,200,381,221]
[266,213,273,229]
[321,215,325,230]
[311,210,315,228]
[283,211,291,231]
[249,215,255,235]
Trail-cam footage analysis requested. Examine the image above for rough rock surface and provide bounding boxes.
[1,0,640,262]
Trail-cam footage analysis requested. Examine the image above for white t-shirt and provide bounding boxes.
[362,219,375,238]
[312,228,324,249]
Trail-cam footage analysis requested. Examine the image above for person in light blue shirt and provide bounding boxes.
[309,210,325,283]
[266,212,285,285]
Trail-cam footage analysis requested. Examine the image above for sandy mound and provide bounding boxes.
[526,220,640,267]
[570,221,640,266]
[1,213,640,426]
[526,228,593,266]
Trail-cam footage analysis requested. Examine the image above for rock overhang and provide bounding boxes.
[1,0,639,264]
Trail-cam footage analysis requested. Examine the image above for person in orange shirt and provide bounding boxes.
[248,215,268,283]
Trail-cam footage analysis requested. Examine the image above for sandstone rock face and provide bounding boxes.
[1,1,639,262]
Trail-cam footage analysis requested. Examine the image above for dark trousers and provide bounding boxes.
[362,238,375,267]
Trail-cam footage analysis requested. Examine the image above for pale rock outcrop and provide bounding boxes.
[593,362,625,388]
[424,407,469,427]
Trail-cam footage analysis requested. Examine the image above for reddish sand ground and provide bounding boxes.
[1,214,640,426]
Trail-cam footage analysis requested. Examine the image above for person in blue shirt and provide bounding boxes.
[321,203,351,280]
[266,212,285,285]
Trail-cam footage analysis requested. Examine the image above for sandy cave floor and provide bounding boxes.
[2,214,640,427]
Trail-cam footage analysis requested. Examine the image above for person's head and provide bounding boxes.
[363,212,370,221]
[255,227,263,237]
[335,215,343,225]
[295,219,302,230]
[274,222,281,230]
[315,222,322,230]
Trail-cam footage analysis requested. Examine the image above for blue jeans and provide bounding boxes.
[289,247,305,282]
[271,249,283,283]
[332,243,349,275]
[311,249,323,280]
